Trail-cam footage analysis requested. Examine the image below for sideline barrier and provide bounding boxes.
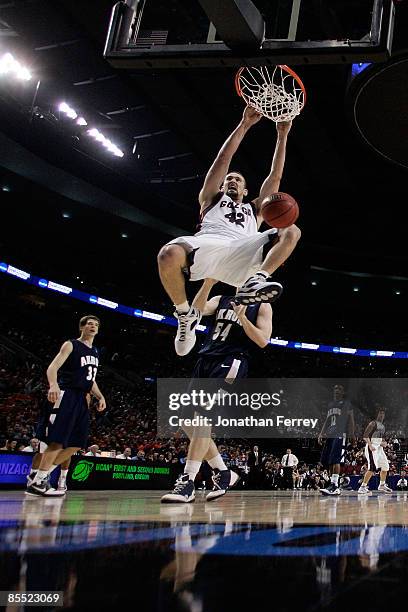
[0,452,178,490]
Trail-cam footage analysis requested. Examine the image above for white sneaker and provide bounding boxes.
[234,275,283,305]
[378,483,393,493]
[358,485,370,495]
[174,306,201,356]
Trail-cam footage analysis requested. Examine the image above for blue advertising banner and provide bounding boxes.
[0,452,33,487]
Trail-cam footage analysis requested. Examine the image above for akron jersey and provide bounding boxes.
[199,296,261,358]
[325,399,353,436]
[195,192,258,240]
[58,339,99,392]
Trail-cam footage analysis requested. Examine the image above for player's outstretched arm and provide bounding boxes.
[192,278,221,315]
[46,341,73,403]
[252,121,292,224]
[231,302,272,348]
[199,106,262,213]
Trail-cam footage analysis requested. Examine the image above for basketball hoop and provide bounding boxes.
[235,65,306,122]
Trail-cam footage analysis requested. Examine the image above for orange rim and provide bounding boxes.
[235,64,307,108]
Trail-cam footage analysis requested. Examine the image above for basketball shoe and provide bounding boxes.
[234,274,283,305]
[174,306,201,356]
[206,469,240,501]
[320,482,341,496]
[378,483,393,493]
[358,484,370,495]
[161,474,195,503]
[26,475,65,497]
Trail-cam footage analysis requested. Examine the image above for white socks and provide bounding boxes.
[33,464,59,484]
[175,301,190,314]
[184,460,201,481]
[208,454,228,471]
[34,469,49,484]
[331,474,339,485]
[59,468,69,484]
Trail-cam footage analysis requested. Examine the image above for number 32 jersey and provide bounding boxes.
[199,296,261,358]
[196,193,258,239]
[58,339,99,392]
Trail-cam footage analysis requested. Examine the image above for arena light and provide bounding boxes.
[2,260,408,359]
[57,106,124,157]
[0,52,32,81]
[87,128,124,157]
[58,102,78,120]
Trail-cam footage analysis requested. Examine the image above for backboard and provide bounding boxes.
[104,0,395,69]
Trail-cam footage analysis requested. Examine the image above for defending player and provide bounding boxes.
[157,106,301,356]
[26,315,106,496]
[318,384,355,496]
[358,408,392,494]
[161,278,272,503]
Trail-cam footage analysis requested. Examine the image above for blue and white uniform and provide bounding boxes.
[36,339,99,449]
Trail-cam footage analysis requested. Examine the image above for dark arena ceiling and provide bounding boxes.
[1,0,408,281]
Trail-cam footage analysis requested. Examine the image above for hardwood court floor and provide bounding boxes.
[2,490,408,610]
[1,489,408,525]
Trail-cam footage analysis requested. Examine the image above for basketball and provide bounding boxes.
[261,192,299,228]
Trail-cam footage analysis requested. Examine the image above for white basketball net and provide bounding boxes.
[237,65,305,122]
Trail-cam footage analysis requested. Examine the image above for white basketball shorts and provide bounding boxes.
[167,229,278,287]
[365,440,390,471]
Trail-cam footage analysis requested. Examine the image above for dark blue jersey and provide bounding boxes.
[325,399,353,436]
[58,339,99,392]
[198,296,261,358]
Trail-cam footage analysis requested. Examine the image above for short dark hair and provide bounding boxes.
[226,170,247,187]
[79,315,100,330]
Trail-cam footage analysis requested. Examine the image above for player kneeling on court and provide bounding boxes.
[358,408,393,495]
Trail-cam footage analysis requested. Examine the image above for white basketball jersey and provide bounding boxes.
[195,193,258,239]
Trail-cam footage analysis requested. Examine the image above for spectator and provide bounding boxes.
[22,438,40,453]
[133,450,146,462]
[117,447,132,460]
[85,444,101,457]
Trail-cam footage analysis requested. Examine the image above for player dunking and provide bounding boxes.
[161,278,272,503]
[318,384,355,496]
[26,315,106,496]
[358,408,393,494]
[157,106,301,356]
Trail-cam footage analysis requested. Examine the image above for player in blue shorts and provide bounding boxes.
[26,315,106,497]
[318,384,355,496]
[161,279,273,503]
